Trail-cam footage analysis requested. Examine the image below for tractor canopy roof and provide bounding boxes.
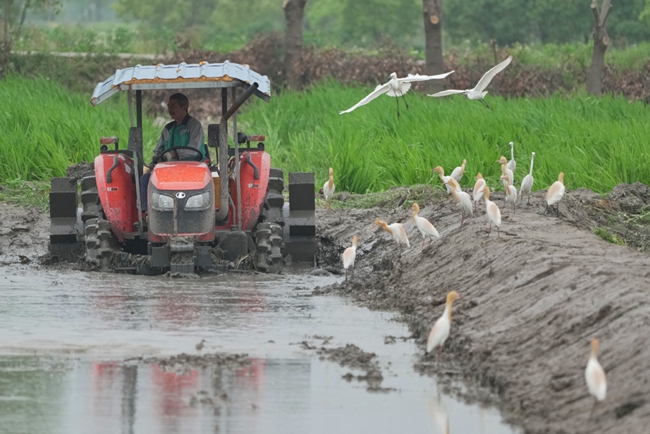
[91,60,271,106]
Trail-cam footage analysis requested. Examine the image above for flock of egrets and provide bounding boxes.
[329,54,606,419]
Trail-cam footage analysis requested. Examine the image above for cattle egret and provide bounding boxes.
[410,203,439,250]
[501,174,518,214]
[450,159,467,183]
[545,172,565,216]
[585,338,607,420]
[427,291,460,355]
[484,186,501,237]
[195,339,206,353]
[432,166,452,194]
[427,56,513,108]
[520,152,535,204]
[497,156,515,190]
[342,235,358,281]
[507,142,516,173]
[446,178,473,225]
[373,218,410,253]
[323,167,335,211]
[340,71,455,118]
[473,173,486,211]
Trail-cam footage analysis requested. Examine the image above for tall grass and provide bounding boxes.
[0,76,158,182]
[241,79,650,194]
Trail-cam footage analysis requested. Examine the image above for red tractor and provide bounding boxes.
[49,61,316,274]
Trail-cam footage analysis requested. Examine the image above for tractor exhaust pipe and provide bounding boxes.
[215,83,260,222]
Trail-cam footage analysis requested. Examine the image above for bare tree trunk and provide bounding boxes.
[283,0,307,90]
[422,0,444,93]
[587,0,612,97]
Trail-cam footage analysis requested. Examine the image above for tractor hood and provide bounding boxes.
[91,60,271,106]
[150,162,212,191]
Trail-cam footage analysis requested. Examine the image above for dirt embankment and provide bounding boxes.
[315,184,650,434]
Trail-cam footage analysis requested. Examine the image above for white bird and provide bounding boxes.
[585,338,607,420]
[446,178,473,225]
[520,152,535,205]
[427,56,513,108]
[507,141,516,174]
[501,174,518,215]
[323,167,335,211]
[473,173,486,210]
[373,218,410,253]
[342,235,358,281]
[450,159,467,183]
[497,156,515,190]
[410,203,439,250]
[545,172,565,216]
[483,186,501,237]
[340,71,455,118]
[427,290,460,354]
[432,166,452,194]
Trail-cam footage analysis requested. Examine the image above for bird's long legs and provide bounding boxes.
[589,398,598,421]
[479,98,491,109]
[400,92,410,111]
[396,97,401,119]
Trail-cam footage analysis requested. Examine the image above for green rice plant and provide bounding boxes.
[240,79,650,194]
[0,76,158,183]
[594,227,626,245]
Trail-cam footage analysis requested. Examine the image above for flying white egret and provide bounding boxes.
[427,56,513,108]
[340,71,454,118]
[519,152,535,205]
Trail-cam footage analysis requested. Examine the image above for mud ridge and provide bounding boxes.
[315,184,650,434]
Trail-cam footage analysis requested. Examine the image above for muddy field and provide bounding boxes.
[1,182,649,433]
[315,184,650,434]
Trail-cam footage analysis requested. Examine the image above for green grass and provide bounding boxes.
[0,75,158,183]
[240,79,650,194]
[594,227,627,245]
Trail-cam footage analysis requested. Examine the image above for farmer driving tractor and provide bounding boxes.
[139,92,209,212]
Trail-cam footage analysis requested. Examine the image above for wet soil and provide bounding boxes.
[314,183,650,434]
[1,182,650,433]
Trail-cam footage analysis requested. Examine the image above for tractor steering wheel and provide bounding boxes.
[158,146,204,162]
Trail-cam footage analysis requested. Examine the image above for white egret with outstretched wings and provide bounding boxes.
[340,70,454,117]
[428,56,512,108]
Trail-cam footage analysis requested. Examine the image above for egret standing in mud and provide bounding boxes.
[427,56,512,108]
[501,174,518,215]
[410,203,439,250]
[473,173,486,211]
[450,159,467,184]
[446,178,473,225]
[520,152,535,205]
[323,167,335,211]
[339,71,454,118]
[483,186,502,237]
[427,291,460,357]
[585,338,607,420]
[545,172,565,216]
[372,218,410,254]
[497,156,515,191]
[507,142,516,174]
[342,235,358,281]
[432,166,453,195]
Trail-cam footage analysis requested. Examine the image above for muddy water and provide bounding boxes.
[0,266,519,434]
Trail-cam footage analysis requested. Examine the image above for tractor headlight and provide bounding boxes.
[151,192,174,211]
[185,192,211,211]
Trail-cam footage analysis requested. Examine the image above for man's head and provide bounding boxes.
[167,93,189,124]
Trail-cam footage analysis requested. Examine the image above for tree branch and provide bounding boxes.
[600,0,612,27]
[590,0,600,24]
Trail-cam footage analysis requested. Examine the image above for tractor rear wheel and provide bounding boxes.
[84,218,120,271]
[254,167,285,272]
[80,173,102,223]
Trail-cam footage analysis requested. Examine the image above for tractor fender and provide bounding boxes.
[95,153,138,242]
[230,151,270,231]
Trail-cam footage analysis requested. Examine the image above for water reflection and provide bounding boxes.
[0,268,520,434]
